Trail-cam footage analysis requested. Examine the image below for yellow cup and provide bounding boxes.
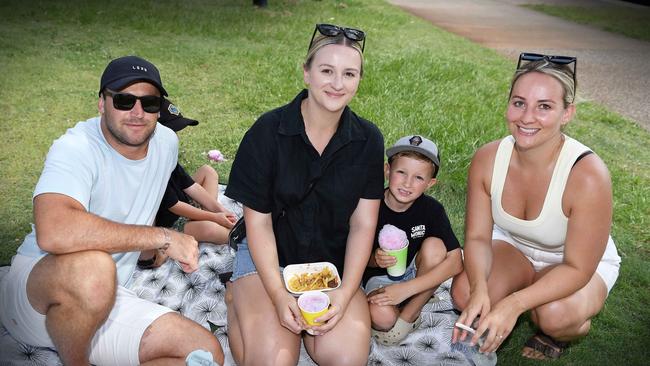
[298,291,330,326]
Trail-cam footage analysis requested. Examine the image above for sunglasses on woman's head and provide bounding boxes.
[103,89,162,113]
[308,23,366,53]
[517,52,577,89]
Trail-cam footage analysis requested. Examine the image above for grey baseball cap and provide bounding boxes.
[386,135,440,167]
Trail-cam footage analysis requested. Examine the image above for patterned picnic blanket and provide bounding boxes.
[0,187,487,365]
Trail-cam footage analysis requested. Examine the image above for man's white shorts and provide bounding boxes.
[0,254,174,365]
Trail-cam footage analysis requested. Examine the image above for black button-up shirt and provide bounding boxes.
[226,89,384,274]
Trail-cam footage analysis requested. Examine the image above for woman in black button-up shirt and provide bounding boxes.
[225,24,384,365]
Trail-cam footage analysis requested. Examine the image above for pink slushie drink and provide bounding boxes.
[298,291,330,326]
[378,224,409,278]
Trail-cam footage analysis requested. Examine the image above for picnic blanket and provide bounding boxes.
[0,187,487,365]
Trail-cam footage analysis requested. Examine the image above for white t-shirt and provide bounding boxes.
[17,116,178,286]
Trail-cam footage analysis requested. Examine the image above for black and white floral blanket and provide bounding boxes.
[0,188,487,365]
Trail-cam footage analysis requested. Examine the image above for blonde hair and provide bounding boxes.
[304,34,364,76]
[510,60,576,107]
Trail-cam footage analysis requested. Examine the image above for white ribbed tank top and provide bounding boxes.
[491,135,613,253]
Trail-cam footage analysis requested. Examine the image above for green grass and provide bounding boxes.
[0,0,648,364]
[523,3,650,41]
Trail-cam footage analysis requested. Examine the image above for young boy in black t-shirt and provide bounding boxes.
[364,135,463,346]
[138,99,237,269]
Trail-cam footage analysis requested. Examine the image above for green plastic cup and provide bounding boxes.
[384,244,408,278]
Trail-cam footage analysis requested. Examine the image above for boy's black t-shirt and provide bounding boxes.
[363,191,460,283]
[155,163,195,227]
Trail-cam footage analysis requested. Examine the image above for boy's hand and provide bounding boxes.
[214,202,238,224]
[367,283,411,306]
[212,212,236,229]
[224,211,238,224]
[374,248,397,268]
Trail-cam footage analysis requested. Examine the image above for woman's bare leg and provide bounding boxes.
[305,288,371,366]
[226,274,301,366]
[451,240,535,310]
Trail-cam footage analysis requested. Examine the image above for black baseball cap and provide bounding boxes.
[158,98,199,132]
[99,56,168,96]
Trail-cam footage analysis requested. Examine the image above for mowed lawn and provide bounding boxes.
[0,0,648,364]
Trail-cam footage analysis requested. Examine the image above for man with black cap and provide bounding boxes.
[0,56,223,365]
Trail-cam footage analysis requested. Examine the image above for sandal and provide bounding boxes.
[522,332,569,360]
[372,316,422,346]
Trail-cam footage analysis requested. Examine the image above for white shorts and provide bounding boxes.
[0,254,174,365]
[492,225,620,294]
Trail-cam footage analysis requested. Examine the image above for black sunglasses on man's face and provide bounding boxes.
[307,23,366,53]
[517,52,577,92]
[103,89,162,114]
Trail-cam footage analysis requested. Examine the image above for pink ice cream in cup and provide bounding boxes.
[378,224,409,278]
[298,291,330,326]
[378,224,408,250]
[299,294,329,312]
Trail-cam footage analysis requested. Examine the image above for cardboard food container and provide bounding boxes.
[283,262,341,296]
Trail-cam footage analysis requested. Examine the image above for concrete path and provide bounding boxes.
[389,0,650,131]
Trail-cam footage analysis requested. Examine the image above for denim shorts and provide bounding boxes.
[363,257,418,294]
[171,216,188,232]
[231,238,283,282]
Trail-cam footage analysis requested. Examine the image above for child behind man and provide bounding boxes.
[138,99,237,269]
[364,135,463,346]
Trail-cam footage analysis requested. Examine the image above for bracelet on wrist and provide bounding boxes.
[159,227,171,253]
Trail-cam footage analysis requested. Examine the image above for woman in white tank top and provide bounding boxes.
[450,54,620,360]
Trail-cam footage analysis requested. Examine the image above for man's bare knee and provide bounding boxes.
[65,251,116,310]
[28,251,116,314]
[140,313,224,364]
